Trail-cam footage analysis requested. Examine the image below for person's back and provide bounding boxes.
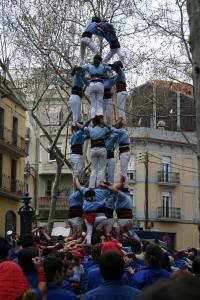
[82,251,141,300]
[133,244,170,290]
[44,256,77,300]
[135,277,200,300]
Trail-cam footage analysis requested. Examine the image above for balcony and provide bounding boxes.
[127,170,136,183]
[0,174,24,200]
[157,207,181,221]
[0,126,26,157]
[39,196,68,209]
[157,171,180,186]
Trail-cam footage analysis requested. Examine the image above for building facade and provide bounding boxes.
[120,80,199,250]
[0,80,26,236]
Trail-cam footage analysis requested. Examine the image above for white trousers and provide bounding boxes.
[120,151,130,188]
[103,47,125,64]
[69,94,81,126]
[70,154,84,179]
[89,147,107,188]
[89,82,104,118]
[85,215,107,245]
[80,37,99,65]
[103,98,113,127]
[116,91,128,122]
[107,157,115,185]
[68,217,83,233]
[96,218,114,234]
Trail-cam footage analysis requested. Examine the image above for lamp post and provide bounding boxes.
[18,193,35,236]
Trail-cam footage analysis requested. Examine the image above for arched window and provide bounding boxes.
[5,211,16,236]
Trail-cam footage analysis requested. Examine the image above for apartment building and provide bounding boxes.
[0,79,26,236]
[123,81,199,250]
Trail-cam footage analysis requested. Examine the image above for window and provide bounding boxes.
[162,192,172,217]
[48,143,62,161]
[45,179,52,196]
[0,107,4,138]
[162,156,171,182]
[127,157,135,182]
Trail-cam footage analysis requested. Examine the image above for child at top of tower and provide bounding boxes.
[96,20,125,64]
[80,16,101,65]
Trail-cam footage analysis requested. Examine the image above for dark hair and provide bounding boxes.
[160,252,172,272]
[84,189,96,198]
[0,237,10,260]
[122,238,141,254]
[136,277,200,300]
[92,115,102,126]
[65,251,73,261]
[91,231,101,245]
[100,251,124,280]
[18,247,39,273]
[113,60,124,70]
[20,233,35,248]
[44,256,64,282]
[141,240,150,252]
[92,16,101,23]
[49,250,66,261]
[192,256,200,275]
[93,54,102,67]
[145,244,162,266]
[91,244,102,261]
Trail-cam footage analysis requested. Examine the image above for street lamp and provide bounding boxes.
[18,193,35,237]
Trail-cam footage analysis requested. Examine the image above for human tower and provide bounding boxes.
[67,17,133,245]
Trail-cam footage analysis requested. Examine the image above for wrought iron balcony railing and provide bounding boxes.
[0,173,24,196]
[157,206,181,219]
[0,126,25,153]
[39,196,68,209]
[157,171,180,184]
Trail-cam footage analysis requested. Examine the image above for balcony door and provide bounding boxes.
[162,156,171,182]
[0,153,2,188]
[0,107,4,138]
[162,192,172,217]
[127,156,135,181]
[12,116,18,146]
[11,159,17,192]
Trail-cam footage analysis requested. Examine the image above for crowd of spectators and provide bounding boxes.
[0,227,200,300]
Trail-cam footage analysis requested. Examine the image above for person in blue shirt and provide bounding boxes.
[70,124,86,183]
[80,244,102,294]
[82,54,112,119]
[94,185,116,235]
[115,188,133,235]
[103,181,133,236]
[111,121,131,189]
[69,66,89,127]
[96,20,125,64]
[68,190,84,236]
[74,177,112,245]
[105,133,118,185]
[82,251,141,300]
[103,76,116,127]
[80,16,101,65]
[44,256,77,300]
[132,243,171,290]
[77,116,110,188]
[113,61,128,124]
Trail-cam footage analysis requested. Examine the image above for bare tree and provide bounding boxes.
[1,0,197,234]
